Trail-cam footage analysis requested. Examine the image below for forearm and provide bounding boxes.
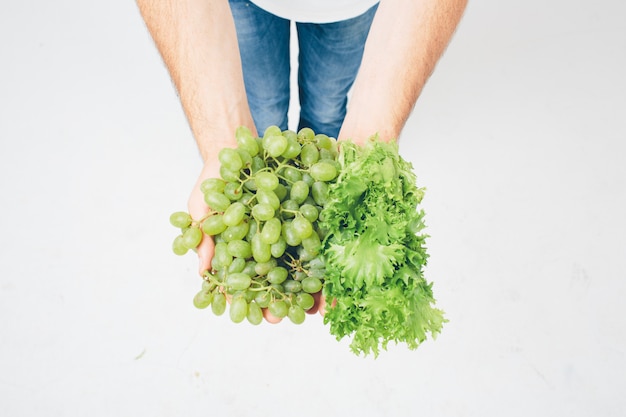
[339,0,467,142]
[136,0,255,161]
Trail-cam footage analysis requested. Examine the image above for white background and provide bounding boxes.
[1,1,625,416]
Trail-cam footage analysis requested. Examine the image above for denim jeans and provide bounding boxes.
[228,0,378,138]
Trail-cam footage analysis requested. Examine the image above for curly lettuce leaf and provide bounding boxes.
[321,137,446,357]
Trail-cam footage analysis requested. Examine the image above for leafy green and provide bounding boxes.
[320,137,446,357]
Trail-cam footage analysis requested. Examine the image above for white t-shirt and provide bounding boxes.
[250,0,379,23]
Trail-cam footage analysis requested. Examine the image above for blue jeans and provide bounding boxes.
[229,0,378,138]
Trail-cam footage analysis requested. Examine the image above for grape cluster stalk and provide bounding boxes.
[170,125,340,325]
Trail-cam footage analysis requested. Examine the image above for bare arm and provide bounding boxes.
[339,0,468,143]
[136,0,256,160]
[136,0,256,275]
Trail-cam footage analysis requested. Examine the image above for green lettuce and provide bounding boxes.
[320,137,446,357]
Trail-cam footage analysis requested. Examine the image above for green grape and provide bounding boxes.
[296,293,315,310]
[255,172,279,191]
[270,283,285,294]
[297,127,315,142]
[243,178,257,192]
[201,178,225,194]
[263,125,283,138]
[315,134,333,150]
[256,189,280,210]
[224,182,244,201]
[251,203,275,221]
[218,147,243,172]
[301,172,315,187]
[254,291,271,308]
[182,227,203,249]
[274,183,288,201]
[213,242,233,270]
[311,181,329,206]
[202,214,227,236]
[170,211,192,228]
[319,148,336,161]
[291,216,313,239]
[307,268,325,279]
[228,257,246,273]
[301,277,323,293]
[201,277,216,292]
[283,279,302,293]
[223,202,246,226]
[264,134,288,158]
[236,148,252,168]
[254,258,277,276]
[240,192,254,206]
[242,260,257,276]
[288,305,306,324]
[281,129,297,141]
[211,292,227,316]
[294,270,307,281]
[251,233,271,263]
[193,290,213,309]
[309,161,338,182]
[220,165,241,182]
[299,204,319,222]
[300,143,320,166]
[245,219,258,242]
[236,126,259,157]
[298,247,317,261]
[244,289,256,303]
[301,232,321,254]
[270,237,287,258]
[222,221,250,242]
[282,136,302,159]
[247,302,264,325]
[308,256,325,270]
[290,180,309,204]
[227,239,252,259]
[172,235,188,256]
[281,166,302,183]
[267,266,288,285]
[229,296,248,323]
[280,199,299,219]
[226,272,252,291]
[268,300,288,318]
[250,156,266,174]
[204,191,231,212]
[260,217,282,244]
[282,221,302,247]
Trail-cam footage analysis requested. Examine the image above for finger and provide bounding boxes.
[196,234,215,276]
[262,308,283,324]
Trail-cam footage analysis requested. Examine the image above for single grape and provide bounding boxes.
[170,211,192,229]
[227,239,252,259]
[212,242,233,270]
[211,292,227,316]
[280,166,302,183]
[290,181,309,204]
[300,143,319,167]
[268,300,288,319]
[202,214,227,236]
[182,227,203,249]
[229,296,248,323]
[218,147,243,172]
[282,136,302,159]
[201,178,225,194]
[226,272,252,291]
[309,161,338,182]
[311,181,329,206]
[301,277,323,293]
[274,183,288,201]
[254,258,277,276]
[288,305,306,324]
[297,127,315,142]
[301,232,322,254]
[222,202,246,226]
[204,191,231,212]
[260,217,282,244]
[250,156,265,174]
[255,171,279,191]
[315,133,333,150]
[264,135,288,158]
[256,189,280,210]
[221,221,250,242]
[282,221,302,247]
[242,260,257,276]
[296,293,315,310]
[254,291,271,308]
[291,216,313,240]
[228,257,246,273]
[267,266,288,285]
[299,204,319,222]
[224,182,244,201]
[220,165,241,183]
[270,237,287,258]
[193,290,213,309]
[247,302,264,325]
[251,203,275,222]
[236,126,259,157]
[236,148,252,168]
[251,233,271,263]
[280,199,299,219]
[172,235,189,256]
[283,279,302,293]
[263,125,282,138]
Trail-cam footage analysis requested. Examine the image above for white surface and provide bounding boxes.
[1,1,625,416]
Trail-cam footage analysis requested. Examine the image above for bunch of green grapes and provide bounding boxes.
[170,125,339,325]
